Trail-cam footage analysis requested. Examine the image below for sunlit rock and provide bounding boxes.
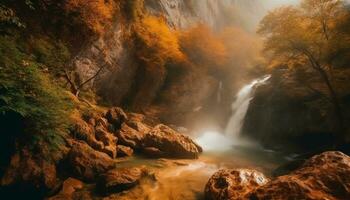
[247,151,350,200]
[141,124,202,159]
[205,169,269,200]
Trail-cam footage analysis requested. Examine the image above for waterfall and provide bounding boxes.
[196,75,270,151]
[225,75,271,138]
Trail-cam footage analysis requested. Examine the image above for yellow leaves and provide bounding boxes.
[65,0,116,35]
[134,15,184,67]
[179,24,228,70]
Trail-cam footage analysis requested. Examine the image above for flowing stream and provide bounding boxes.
[113,75,288,200]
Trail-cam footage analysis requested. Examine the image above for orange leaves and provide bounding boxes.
[65,0,116,35]
[179,24,228,73]
[134,16,184,67]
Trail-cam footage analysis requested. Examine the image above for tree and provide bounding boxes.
[179,25,228,76]
[131,15,184,109]
[64,47,111,97]
[258,0,350,143]
[64,0,116,35]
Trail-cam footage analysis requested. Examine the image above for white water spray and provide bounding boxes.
[196,75,271,151]
[225,75,271,138]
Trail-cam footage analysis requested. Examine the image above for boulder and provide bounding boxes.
[47,178,83,200]
[117,145,133,157]
[116,123,145,149]
[206,151,350,200]
[247,151,350,200]
[141,124,202,159]
[105,107,128,130]
[67,141,115,181]
[97,167,147,194]
[205,169,269,200]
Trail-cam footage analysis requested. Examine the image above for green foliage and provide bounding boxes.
[29,37,70,76]
[0,35,72,153]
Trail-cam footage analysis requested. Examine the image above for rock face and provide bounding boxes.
[205,151,350,200]
[67,141,115,181]
[205,169,269,200]
[242,71,336,151]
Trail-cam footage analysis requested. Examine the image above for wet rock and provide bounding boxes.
[141,124,202,159]
[117,145,133,157]
[47,178,83,200]
[105,107,128,130]
[67,141,115,181]
[97,167,147,194]
[205,169,269,200]
[247,151,350,200]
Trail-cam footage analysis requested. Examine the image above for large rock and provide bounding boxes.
[205,169,269,200]
[247,151,350,200]
[206,151,350,200]
[141,124,202,159]
[67,141,115,181]
[97,167,148,194]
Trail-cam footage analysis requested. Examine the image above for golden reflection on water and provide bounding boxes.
[106,146,288,200]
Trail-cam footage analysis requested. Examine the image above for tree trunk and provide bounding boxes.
[315,66,344,145]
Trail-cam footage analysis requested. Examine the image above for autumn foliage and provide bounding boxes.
[134,15,184,68]
[65,0,116,35]
[179,25,228,73]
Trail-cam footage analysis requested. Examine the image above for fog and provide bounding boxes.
[224,0,300,32]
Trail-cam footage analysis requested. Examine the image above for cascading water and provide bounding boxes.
[225,75,271,138]
[196,75,271,151]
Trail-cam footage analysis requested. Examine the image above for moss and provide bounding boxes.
[0,34,72,159]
